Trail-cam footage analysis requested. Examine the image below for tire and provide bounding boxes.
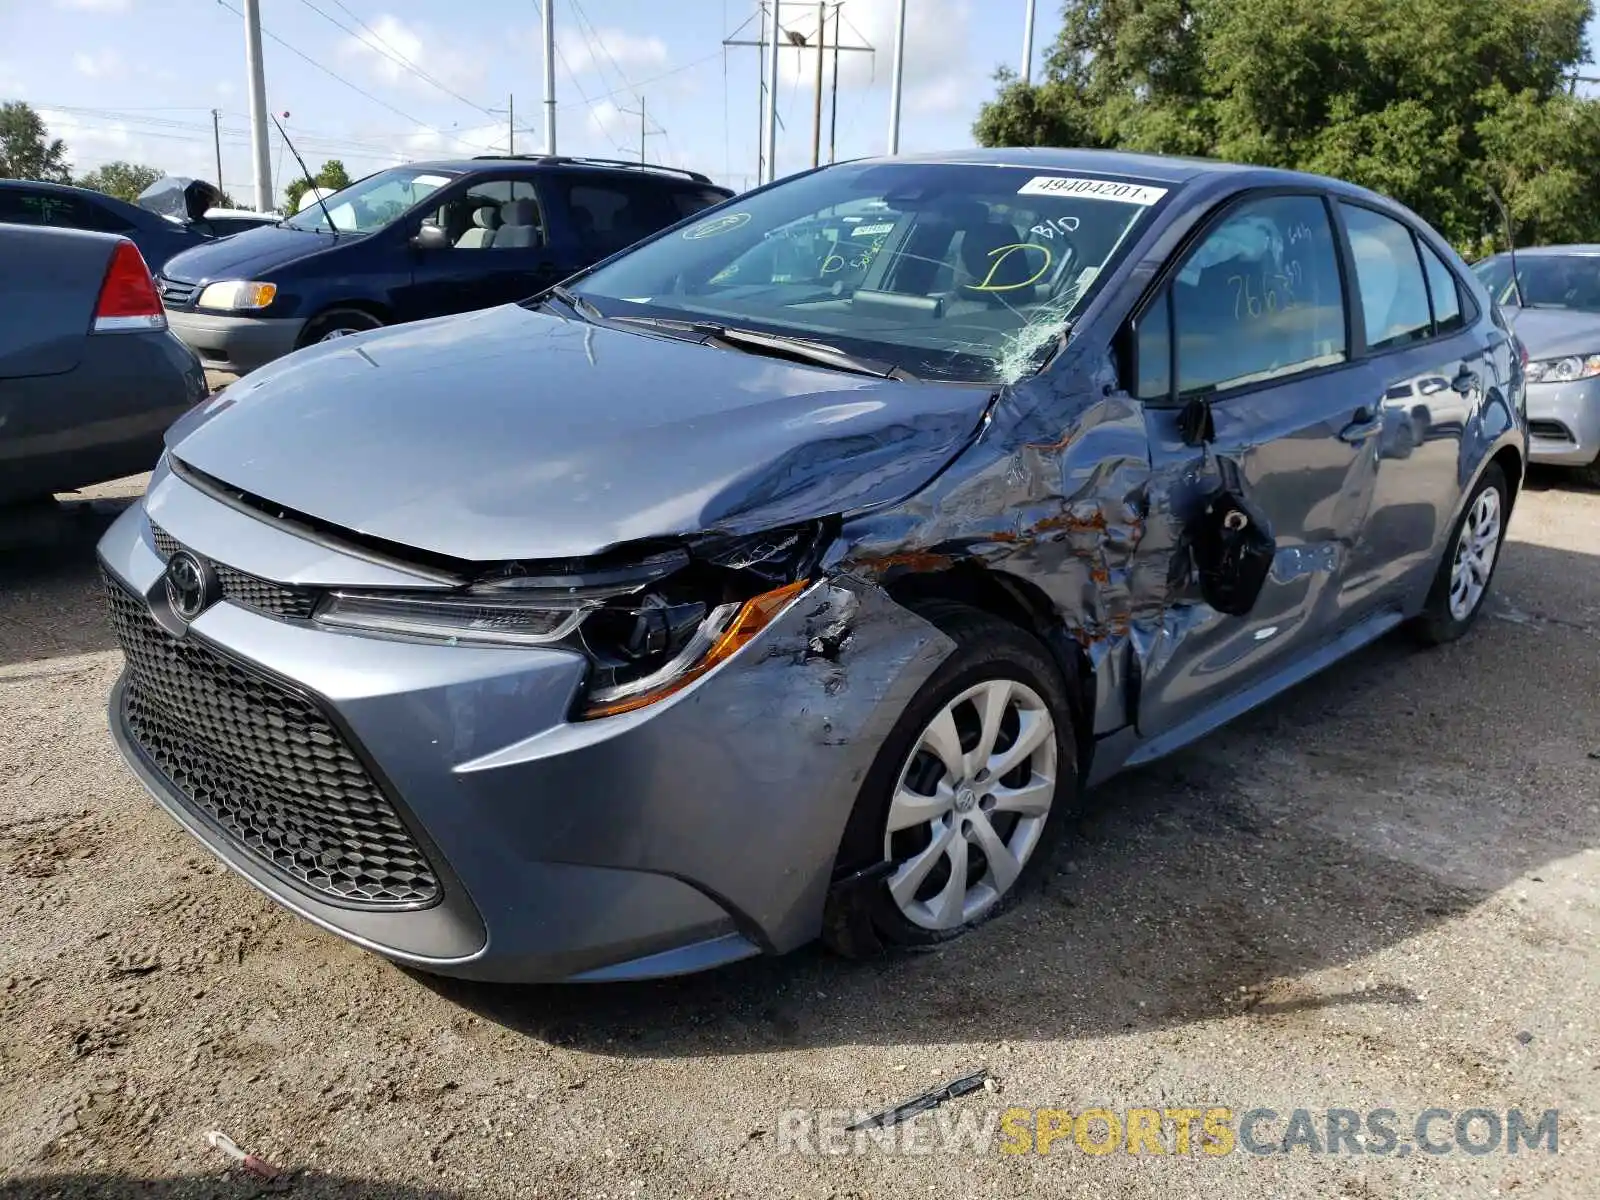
[821,601,1079,958]
[1407,462,1509,646]
[1578,453,1600,490]
[298,307,385,347]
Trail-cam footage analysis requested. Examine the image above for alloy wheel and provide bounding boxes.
[883,678,1057,931]
[1448,486,1502,621]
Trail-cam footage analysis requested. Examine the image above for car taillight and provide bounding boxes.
[1518,338,1529,368]
[92,239,166,333]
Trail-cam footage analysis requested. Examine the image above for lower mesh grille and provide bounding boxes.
[104,571,440,908]
[150,524,319,619]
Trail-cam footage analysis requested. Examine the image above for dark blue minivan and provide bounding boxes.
[155,155,732,374]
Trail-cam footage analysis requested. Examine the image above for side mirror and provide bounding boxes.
[411,222,449,251]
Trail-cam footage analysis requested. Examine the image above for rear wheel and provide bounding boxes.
[822,603,1078,957]
[1408,463,1508,645]
[299,307,384,347]
[1579,453,1600,490]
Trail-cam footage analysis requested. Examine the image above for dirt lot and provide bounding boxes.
[2,473,1597,1199]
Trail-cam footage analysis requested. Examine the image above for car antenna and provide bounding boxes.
[1485,184,1525,309]
[270,112,338,236]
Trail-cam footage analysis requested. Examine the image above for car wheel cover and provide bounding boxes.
[318,325,368,341]
[1448,486,1501,621]
[883,678,1057,931]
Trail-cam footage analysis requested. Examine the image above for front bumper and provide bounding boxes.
[164,308,306,375]
[98,465,951,982]
[1525,376,1600,468]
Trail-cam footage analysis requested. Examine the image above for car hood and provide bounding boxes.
[164,304,991,563]
[1504,306,1600,360]
[159,223,352,283]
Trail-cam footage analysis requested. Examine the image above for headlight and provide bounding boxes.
[195,280,278,311]
[312,523,828,720]
[1525,353,1600,384]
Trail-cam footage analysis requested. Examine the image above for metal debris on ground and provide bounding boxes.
[204,1129,279,1180]
[846,1069,991,1132]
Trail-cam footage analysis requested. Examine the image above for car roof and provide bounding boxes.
[0,178,137,201]
[842,146,1401,202]
[398,155,725,188]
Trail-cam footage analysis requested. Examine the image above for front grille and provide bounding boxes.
[104,572,440,908]
[157,277,198,307]
[150,524,319,619]
[1528,419,1574,442]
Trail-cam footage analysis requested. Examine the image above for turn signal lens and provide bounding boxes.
[581,579,810,719]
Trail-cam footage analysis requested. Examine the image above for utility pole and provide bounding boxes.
[756,2,767,183]
[725,3,872,183]
[1021,0,1036,84]
[211,108,223,194]
[810,2,825,168]
[242,0,272,211]
[829,2,840,163]
[763,1,781,182]
[619,94,662,164]
[508,93,514,155]
[542,0,556,154]
[886,0,907,155]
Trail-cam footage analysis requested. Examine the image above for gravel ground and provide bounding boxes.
[2,471,1597,1200]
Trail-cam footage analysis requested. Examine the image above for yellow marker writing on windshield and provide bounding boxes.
[969,244,1052,292]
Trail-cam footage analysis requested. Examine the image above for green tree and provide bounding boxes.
[76,160,163,203]
[975,0,1600,251]
[0,100,71,183]
[283,159,353,213]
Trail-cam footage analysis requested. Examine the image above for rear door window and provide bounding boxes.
[560,178,674,257]
[671,188,731,219]
[1418,241,1465,334]
[1340,203,1433,352]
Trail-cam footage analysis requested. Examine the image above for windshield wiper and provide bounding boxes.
[543,284,605,323]
[607,316,917,380]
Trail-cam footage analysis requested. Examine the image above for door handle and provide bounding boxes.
[1450,365,1478,395]
[1339,406,1383,444]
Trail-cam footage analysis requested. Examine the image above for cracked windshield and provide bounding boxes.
[570,162,1168,383]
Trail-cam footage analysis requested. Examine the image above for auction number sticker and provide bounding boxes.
[683,211,752,239]
[1017,176,1168,205]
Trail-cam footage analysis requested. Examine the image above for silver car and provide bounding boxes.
[99,150,1527,983]
[1473,246,1600,485]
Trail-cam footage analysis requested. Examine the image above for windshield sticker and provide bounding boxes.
[413,174,452,187]
[684,211,752,239]
[851,222,896,238]
[1017,176,1168,205]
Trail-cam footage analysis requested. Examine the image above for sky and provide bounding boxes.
[0,0,1048,206]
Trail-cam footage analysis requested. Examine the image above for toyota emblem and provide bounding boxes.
[164,550,217,621]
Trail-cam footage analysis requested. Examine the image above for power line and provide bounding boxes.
[295,0,499,120]
[213,0,489,154]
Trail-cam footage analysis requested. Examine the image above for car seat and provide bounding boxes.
[455,204,501,249]
[495,199,543,249]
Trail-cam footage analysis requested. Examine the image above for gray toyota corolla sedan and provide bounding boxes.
[98,149,1527,983]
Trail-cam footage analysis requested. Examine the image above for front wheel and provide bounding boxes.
[299,307,385,347]
[822,602,1078,957]
[1407,462,1508,645]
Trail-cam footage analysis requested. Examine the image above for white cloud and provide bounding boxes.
[53,0,131,11]
[401,119,507,160]
[561,29,669,78]
[339,14,480,98]
[72,49,124,80]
